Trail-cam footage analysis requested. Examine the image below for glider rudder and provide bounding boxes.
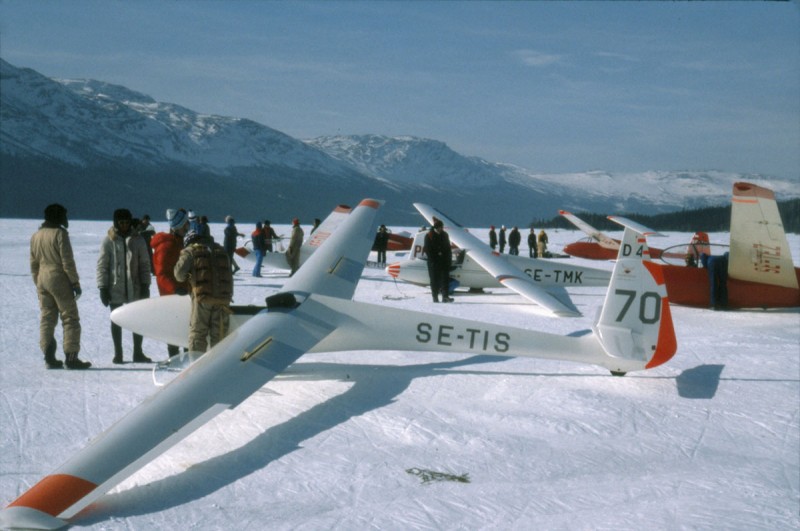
[593,228,677,375]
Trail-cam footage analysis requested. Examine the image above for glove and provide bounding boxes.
[72,284,82,301]
[139,285,150,299]
[99,287,110,307]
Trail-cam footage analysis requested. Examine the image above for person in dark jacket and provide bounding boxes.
[138,214,156,273]
[97,208,152,364]
[508,226,521,256]
[251,222,266,277]
[223,215,244,274]
[499,226,507,254]
[423,218,453,303]
[700,252,729,310]
[488,226,497,251]
[527,227,538,258]
[30,203,90,369]
[263,220,279,252]
[373,224,390,266]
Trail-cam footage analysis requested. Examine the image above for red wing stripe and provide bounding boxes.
[8,474,97,517]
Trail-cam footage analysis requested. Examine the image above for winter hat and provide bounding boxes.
[44,203,68,228]
[183,230,201,247]
[188,210,197,221]
[167,208,188,230]
[225,215,233,223]
[292,218,300,226]
[113,208,132,230]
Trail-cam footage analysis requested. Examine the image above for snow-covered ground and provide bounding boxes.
[1,218,798,530]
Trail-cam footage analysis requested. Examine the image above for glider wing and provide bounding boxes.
[559,210,619,249]
[0,199,383,530]
[414,203,581,317]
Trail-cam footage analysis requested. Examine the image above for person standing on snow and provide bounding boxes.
[488,226,497,251]
[508,226,521,256]
[286,217,304,276]
[528,227,538,258]
[30,203,91,369]
[223,215,244,274]
[251,221,266,277]
[174,230,233,352]
[97,208,153,364]
[423,218,454,303]
[498,226,507,254]
[151,208,191,357]
[537,229,549,258]
[373,224,390,266]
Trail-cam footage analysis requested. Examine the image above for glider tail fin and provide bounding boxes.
[409,231,428,261]
[594,227,677,373]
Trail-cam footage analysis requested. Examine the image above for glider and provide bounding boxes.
[1,199,677,530]
[560,210,709,262]
[653,182,800,309]
[386,204,612,317]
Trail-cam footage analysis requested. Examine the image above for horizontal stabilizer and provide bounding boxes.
[607,216,665,238]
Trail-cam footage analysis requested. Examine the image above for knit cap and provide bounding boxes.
[167,208,188,229]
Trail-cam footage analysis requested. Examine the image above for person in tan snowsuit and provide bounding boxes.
[285,217,304,276]
[174,230,233,352]
[30,204,91,369]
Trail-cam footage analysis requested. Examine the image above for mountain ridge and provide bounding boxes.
[2,59,797,226]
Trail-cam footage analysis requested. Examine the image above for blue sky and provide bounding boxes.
[1,1,798,179]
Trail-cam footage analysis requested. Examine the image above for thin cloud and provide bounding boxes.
[514,49,565,67]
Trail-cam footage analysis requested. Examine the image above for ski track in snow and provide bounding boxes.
[0,219,798,530]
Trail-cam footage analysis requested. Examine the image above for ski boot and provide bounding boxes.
[65,352,91,370]
[44,339,63,370]
[132,334,152,363]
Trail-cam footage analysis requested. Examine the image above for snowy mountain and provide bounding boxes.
[1,59,797,225]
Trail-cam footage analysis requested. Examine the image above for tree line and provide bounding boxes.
[531,199,800,234]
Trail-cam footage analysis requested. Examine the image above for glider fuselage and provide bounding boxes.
[661,265,800,309]
[387,251,611,290]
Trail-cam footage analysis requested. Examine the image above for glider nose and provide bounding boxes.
[386,263,400,278]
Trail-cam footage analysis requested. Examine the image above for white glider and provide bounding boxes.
[392,203,612,317]
[1,199,677,530]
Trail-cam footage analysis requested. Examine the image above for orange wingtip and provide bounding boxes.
[358,199,381,209]
[8,474,97,517]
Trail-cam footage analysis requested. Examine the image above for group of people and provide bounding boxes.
[31,204,235,370]
[488,225,548,258]
[250,218,303,277]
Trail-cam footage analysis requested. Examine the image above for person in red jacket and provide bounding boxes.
[151,208,191,357]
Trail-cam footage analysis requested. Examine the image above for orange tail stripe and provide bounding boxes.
[646,297,677,369]
[642,260,666,285]
[8,474,97,517]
